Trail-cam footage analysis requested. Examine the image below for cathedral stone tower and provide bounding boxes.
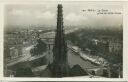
[49,4,69,77]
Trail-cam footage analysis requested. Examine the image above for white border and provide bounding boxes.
[0,0,128,81]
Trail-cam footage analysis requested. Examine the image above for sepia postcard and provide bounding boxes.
[0,0,128,81]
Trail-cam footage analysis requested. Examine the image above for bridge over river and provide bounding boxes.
[6,38,108,77]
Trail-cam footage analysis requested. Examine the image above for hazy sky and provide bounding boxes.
[4,2,123,28]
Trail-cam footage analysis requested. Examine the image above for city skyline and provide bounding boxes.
[4,3,123,78]
[5,2,122,29]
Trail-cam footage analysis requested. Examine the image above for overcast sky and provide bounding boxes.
[4,2,123,28]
